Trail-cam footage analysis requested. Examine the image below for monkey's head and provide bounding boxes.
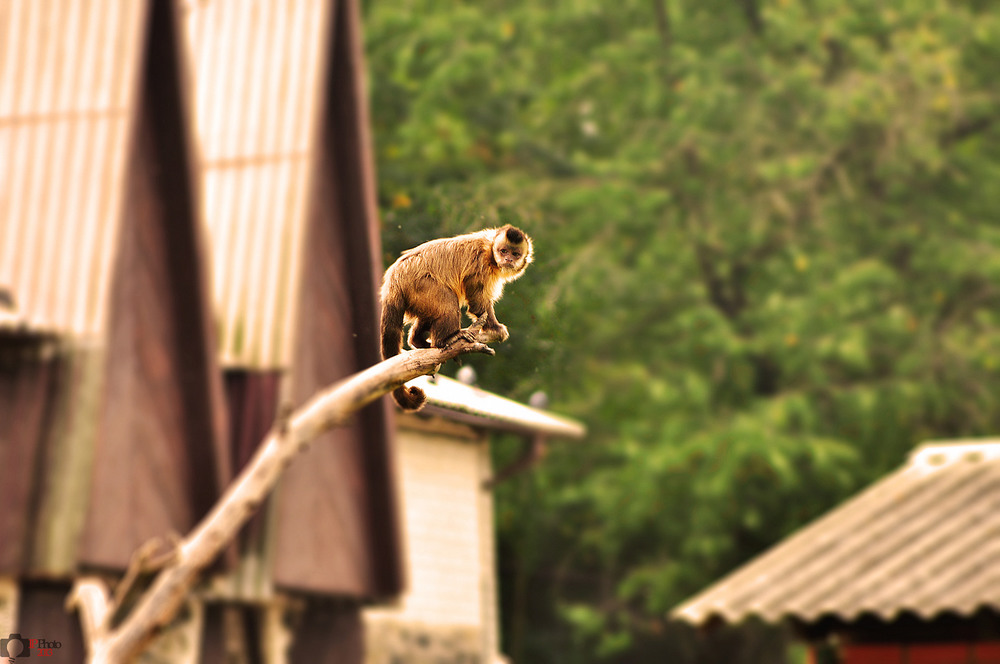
[492,225,533,277]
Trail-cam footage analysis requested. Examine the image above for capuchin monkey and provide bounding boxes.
[380,225,534,411]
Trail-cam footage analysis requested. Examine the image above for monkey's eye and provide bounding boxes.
[500,248,509,255]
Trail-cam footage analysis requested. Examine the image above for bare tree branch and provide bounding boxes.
[736,0,764,35]
[68,332,495,663]
[66,579,113,656]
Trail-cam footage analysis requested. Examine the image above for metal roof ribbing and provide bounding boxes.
[672,439,1000,626]
[181,0,330,369]
[0,0,145,336]
[408,374,586,439]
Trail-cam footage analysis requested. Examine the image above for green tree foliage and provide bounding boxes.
[365,0,1000,660]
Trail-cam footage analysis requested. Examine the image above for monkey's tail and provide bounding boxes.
[380,293,427,411]
[391,384,427,411]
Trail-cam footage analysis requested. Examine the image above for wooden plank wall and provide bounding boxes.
[78,0,229,570]
[271,0,403,601]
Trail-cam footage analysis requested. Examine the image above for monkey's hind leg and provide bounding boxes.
[442,317,487,364]
[437,307,484,349]
[409,279,464,349]
[408,319,432,349]
[435,318,471,349]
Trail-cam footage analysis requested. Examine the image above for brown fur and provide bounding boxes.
[380,225,534,410]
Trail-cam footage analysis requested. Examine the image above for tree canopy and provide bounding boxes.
[364,0,1000,660]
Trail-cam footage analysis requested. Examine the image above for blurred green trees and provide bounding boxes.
[365,0,1000,660]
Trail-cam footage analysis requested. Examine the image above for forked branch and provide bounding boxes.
[68,331,495,663]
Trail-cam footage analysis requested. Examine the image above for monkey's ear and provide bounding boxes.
[505,226,525,244]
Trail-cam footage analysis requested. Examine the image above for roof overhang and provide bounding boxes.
[400,374,586,439]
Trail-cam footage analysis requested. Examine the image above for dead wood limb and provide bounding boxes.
[68,332,495,663]
[66,578,113,655]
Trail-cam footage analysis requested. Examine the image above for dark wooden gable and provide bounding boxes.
[78,0,230,570]
[271,0,403,600]
[0,341,61,574]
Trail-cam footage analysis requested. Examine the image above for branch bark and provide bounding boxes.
[68,333,495,663]
[652,0,671,49]
[736,0,764,35]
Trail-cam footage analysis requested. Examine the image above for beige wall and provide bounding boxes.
[366,421,501,663]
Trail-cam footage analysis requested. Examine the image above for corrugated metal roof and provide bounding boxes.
[408,374,587,439]
[0,0,145,336]
[672,439,1000,626]
[0,1,344,366]
[180,0,331,369]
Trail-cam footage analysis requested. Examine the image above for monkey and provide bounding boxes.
[380,224,534,411]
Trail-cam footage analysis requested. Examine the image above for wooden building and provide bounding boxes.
[1,0,401,660]
[672,439,1000,664]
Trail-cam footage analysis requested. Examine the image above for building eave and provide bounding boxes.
[402,374,586,440]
